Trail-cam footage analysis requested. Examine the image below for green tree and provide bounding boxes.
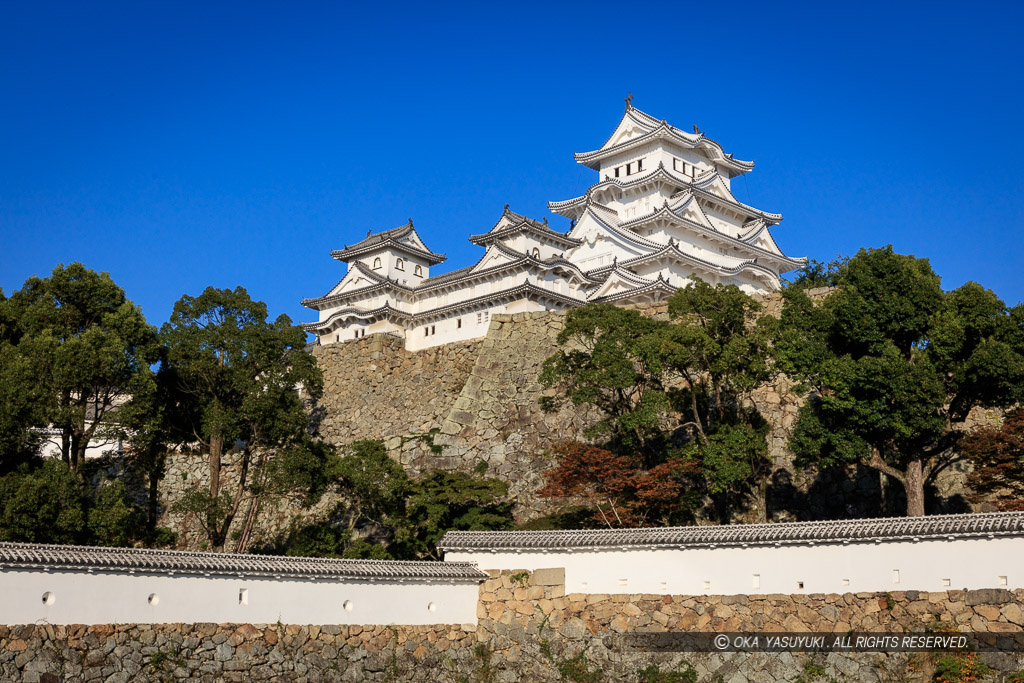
[539,280,781,522]
[539,303,670,461]
[0,460,87,544]
[783,256,848,291]
[395,470,514,560]
[662,279,779,521]
[86,479,144,547]
[0,264,158,470]
[780,246,1024,516]
[262,442,512,561]
[162,286,323,551]
[333,439,410,532]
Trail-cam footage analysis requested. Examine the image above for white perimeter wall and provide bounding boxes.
[446,536,1024,595]
[0,570,479,626]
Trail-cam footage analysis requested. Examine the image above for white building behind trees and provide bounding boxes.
[303,102,805,351]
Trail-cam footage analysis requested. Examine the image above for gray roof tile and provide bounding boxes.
[439,512,1024,551]
[0,542,487,582]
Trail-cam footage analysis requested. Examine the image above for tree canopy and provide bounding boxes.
[0,263,158,471]
[779,246,1024,516]
[162,286,323,551]
[539,279,781,524]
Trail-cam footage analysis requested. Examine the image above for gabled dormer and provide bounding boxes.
[330,220,445,284]
[468,205,581,260]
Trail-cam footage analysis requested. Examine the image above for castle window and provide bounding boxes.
[431,325,436,335]
[673,158,696,178]
[457,318,462,329]
[414,265,423,277]
[637,158,644,172]
[396,258,405,271]
[626,162,633,175]
[531,247,540,258]
[614,166,621,178]
[373,257,382,269]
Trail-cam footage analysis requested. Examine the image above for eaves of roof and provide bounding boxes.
[0,541,487,582]
[439,512,1024,552]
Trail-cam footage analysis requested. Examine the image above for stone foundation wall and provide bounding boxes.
[313,333,483,445]
[142,289,986,547]
[5,570,1024,682]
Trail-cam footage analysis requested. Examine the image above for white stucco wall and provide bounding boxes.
[0,570,480,626]
[445,536,1023,595]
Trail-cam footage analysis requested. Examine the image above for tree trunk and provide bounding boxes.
[904,458,926,517]
[209,434,223,499]
[236,497,260,554]
[756,477,768,523]
[208,433,224,550]
[70,430,83,471]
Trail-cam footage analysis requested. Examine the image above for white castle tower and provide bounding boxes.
[548,96,804,300]
[302,100,804,350]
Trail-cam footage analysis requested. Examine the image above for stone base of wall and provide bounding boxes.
[5,570,1024,682]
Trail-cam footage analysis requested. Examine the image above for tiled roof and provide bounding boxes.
[439,512,1024,552]
[576,105,754,175]
[0,542,487,582]
[331,222,446,265]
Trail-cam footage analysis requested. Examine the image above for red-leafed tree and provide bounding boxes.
[962,409,1024,512]
[538,442,700,527]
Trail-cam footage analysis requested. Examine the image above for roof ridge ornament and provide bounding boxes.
[624,92,633,110]
[693,124,702,135]
[408,218,413,228]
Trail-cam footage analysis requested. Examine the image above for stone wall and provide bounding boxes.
[313,333,483,445]
[5,570,1023,682]
[148,287,984,545]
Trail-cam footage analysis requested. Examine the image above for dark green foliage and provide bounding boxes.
[395,470,514,560]
[539,279,780,523]
[260,440,513,560]
[334,440,410,525]
[0,459,149,547]
[780,246,1024,516]
[161,286,324,551]
[87,480,144,547]
[0,263,158,470]
[0,460,87,544]
[540,303,670,455]
[784,257,848,291]
[516,506,602,531]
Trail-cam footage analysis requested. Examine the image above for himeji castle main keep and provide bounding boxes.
[303,101,806,350]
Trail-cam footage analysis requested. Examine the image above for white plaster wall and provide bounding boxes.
[0,570,479,625]
[446,537,1024,595]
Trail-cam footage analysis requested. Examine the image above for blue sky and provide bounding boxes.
[2,1,1022,330]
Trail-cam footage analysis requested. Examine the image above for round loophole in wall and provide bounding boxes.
[41,592,55,606]
[148,593,160,606]
[343,600,353,613]
[427,602,437,613]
